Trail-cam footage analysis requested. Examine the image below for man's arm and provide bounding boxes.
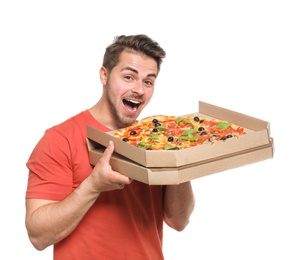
[25,179,101,251]
[163,182,195,231]
[25,141,132,250]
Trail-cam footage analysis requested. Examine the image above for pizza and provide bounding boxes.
[114,115,246,150]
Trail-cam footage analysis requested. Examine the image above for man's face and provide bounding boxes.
[104,51,158,128]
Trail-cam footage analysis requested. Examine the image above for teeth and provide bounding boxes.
[127,99,140,104]
[128,100,140,111]
[123,99,141,112]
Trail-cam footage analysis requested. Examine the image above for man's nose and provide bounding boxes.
[131,81,145,95]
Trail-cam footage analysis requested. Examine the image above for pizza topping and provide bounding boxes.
[168,136,174,142]
[114,114,246,150]
[216,122,231,129]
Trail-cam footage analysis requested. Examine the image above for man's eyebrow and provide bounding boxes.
[147,73,157,78]
[121,66,138,74]
[121,67,157,78]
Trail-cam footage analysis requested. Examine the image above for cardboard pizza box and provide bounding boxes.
[87,140,273,185]
[86,101,273,168]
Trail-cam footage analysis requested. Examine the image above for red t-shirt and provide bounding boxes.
[26,110,164,260]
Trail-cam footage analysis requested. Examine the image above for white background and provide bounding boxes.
[1,1,294,259]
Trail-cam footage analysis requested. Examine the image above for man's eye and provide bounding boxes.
[145,80,154,86]
[124,75,133,80]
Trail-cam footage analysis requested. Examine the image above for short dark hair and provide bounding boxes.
[102,34,166,74]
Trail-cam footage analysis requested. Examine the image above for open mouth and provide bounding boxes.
[123,99,141,112]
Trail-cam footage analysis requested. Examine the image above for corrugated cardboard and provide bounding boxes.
[87,140,273,185]
[86,101,274,185]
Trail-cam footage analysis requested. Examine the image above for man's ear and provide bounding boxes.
[99,66,108,85]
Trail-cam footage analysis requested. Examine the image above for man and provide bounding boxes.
[25,34,195,259]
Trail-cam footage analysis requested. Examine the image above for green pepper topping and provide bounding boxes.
[149,135,159,140]
[164,145,175,150]
[156,125,167,131]
[181,129,198,136]
[175,117,183,124]
[183,119,192,124]
[216,122,231,129]
[139,141,152,147]
[180,135,199,142]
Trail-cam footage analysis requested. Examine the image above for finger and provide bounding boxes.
[101,141,115,162]
[117,183,125,189]
[117,176,133,187]
[117,179,132,189]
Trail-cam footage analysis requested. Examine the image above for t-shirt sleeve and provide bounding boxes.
[26,128,74,200]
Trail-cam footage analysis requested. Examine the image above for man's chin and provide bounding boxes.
[119,115,138,128]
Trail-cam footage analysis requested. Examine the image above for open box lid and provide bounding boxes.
[86,101,272,168]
